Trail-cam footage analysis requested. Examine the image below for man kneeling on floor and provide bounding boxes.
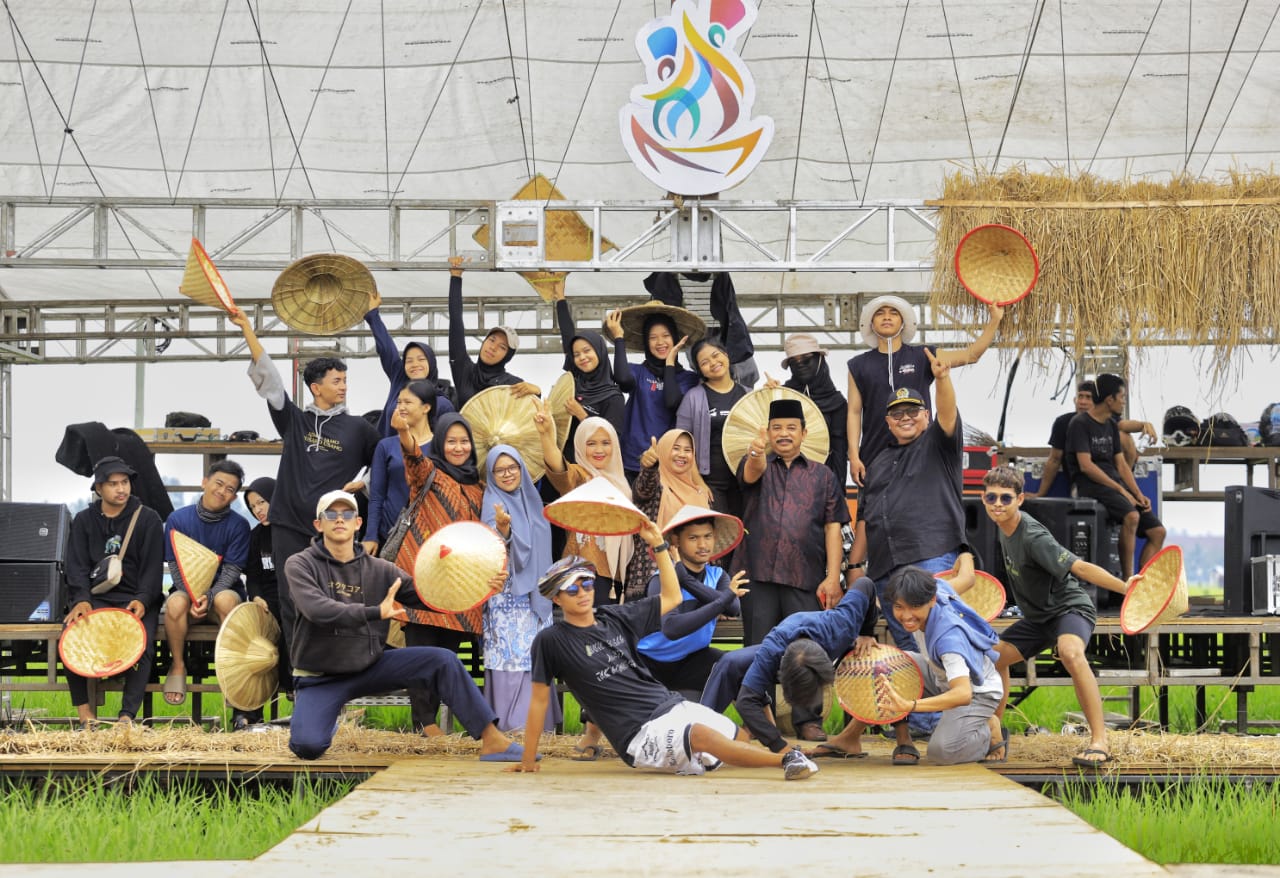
[509,520,819,780]
[818,567,1007,764]
[285,490,525,762]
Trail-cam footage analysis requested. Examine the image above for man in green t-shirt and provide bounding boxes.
[982,465,1129,768]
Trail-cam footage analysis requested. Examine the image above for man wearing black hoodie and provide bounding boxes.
[285,490,527,762]
[63,457,165,727]
[230,309,380,680]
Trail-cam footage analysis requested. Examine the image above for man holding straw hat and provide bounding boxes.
[285,490,526,762]
[63,456,165,727]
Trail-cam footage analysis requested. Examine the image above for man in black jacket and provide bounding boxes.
[63,456,165,727]
[285,490,525,762]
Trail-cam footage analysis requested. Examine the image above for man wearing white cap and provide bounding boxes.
[845,295,1002,486]
[285,490,527,761]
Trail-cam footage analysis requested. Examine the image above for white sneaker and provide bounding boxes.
[782,747,819,780]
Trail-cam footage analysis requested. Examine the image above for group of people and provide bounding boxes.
[60,262,1152,774]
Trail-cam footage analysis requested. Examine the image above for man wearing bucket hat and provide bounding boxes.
[284,490,527,761]
[63,456,165,727]
[778,333,848,485]
[510,531,820,780]
[981,465,1130,768]
[845,295,1002,486]
[445,258,540,407]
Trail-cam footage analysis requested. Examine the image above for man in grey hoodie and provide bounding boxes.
[284,490,529,762]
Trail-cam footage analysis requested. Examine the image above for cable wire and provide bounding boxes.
[127,0,172,200]
[790,1,818,201]
[1197,0,1280,177]
[173,0,231,200]
[860,0,911,206]
[501,0,532,180]
[1086,0,1165,174]
[991,0,1049,171]
[938,0,978,171]
[1183,0,1251,173]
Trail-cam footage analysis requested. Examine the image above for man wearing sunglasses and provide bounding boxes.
[283,490,525,762]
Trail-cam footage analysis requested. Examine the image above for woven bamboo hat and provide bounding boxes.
[1120,545,1189,635]
[413,521,508,613]
[214,601,281,711]
[619,302,707,352]
[960,570,1006,622]
[544,476,648,536]
[545,373,576,448]
[459,386,550,483]
[471,174,616,302]
[661,504,744,561]
[721,386,830,473]
[954,223,1040,307]
[58,608,148,679]
[833,643,924,725]
[178,238,237,313]
[271,253,374,335]
[171,529,221,602]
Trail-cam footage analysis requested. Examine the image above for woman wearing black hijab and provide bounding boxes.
[779,333,849,485]
[552,281,636,447]
[445,257,540,406]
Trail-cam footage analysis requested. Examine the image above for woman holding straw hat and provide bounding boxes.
[481,445,560,732]
[395,411,485,734]
[549,280,636,446]
[533,404,632,607]
[623,429,713,601]
[676,338,750,518]
[446,257,540,407]
[366,380,436,556]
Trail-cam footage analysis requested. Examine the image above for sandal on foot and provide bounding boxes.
[1071,748,1115,769]
[810,743,868,759]
[982,728,1010,764]
[891,743,921,766]
[572,744,602,761]
[162,675,187,706]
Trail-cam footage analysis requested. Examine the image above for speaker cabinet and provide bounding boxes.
[0,503,72,563]
[1224,486,1280,616]
[0,562,64,623]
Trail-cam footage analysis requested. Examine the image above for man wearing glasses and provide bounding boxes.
[284,490,525,762]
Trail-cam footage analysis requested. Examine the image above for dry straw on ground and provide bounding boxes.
[928,168,1280,377]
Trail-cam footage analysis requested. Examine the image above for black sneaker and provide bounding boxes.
[782,747,819,780]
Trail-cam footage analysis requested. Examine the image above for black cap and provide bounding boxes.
[886,387,926,410]
[91,456,136,484]
[768,399,806,425]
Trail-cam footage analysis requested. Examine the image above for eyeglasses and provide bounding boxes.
[560,578,595,596]
[320,509,358,521]
[492,465,522,478]
[982,492,1018,506]
[887,406,923,421]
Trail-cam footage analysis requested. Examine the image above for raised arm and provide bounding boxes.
[533,398,566,474]
[606,310,636,393]
[936,303,1004,367]
[926,348,957,437]
[364,283,403,381]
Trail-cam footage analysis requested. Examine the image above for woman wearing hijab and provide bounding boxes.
[364,287,455,438]
[676,338,750,519]
[533,407,632,607]
[445,257,540,406]
[395,411,485,733]
[623,428,713,600]
[780,333,849,485]
[238,475,291,721]
[366,380,435,555]
[620,312,700,479]
[551,282,636,443]
[481,445,559,732]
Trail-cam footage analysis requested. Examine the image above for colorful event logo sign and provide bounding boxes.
[619,0,774,196]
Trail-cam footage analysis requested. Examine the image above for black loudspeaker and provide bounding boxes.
[1021,497,1118,609]
[0,503,72,562]
[0,562,64,623]
[962,496,1005,583]
[1224,485,1280,616]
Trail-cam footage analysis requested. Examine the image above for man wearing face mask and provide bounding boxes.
[780,333,848,487]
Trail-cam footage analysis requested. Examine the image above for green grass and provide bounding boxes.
[1056,779,1280,864]
[1001,684,1280,735]
[0,774,354,863]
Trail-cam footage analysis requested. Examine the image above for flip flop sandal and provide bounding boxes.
[572,744,602,761]
[891,743,921,765]
[982,728,1011,764]
[1071,748,1115,770]
[162,675,187,705]
[810,744,868,759]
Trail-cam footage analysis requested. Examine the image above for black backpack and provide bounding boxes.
[1261,403,1280,447]
[1196,412,1248,447]
[1162,406,1200,446]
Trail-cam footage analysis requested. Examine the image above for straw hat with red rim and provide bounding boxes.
[215,601,281,711]
[58,608,148,679]
[660,504,744,561]
[953,223,1040,307]
[544,476,649,536]
[171,529,220,601]
[832,643,924,725]
[413,521,508,614]
[956,570,1007,622]
[1120,545,1189,634]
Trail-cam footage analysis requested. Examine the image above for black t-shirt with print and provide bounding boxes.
[1064,412,1122,484]
[705,384,747,486]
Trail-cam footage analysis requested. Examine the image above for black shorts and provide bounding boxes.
[1000,611,1095,661]
[1076,483,1162,537]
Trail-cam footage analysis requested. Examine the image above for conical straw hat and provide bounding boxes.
[214,601,281,711]
[954,224,1040,307]
[471,175,616,302]
[178,238,237,312]
[833,643,924,725]
[413,521,508,613]
[459,386,550,482]
[271,253,374,335]
[661,504,744,561]
[58,607,148,679]
[618,301,707,352]
[171,529,221,601]
[721,386,830,473]
[1120,545,1189,634]
[545,373,576,449]
[961,570,1006,622]
[544,476,648,537]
